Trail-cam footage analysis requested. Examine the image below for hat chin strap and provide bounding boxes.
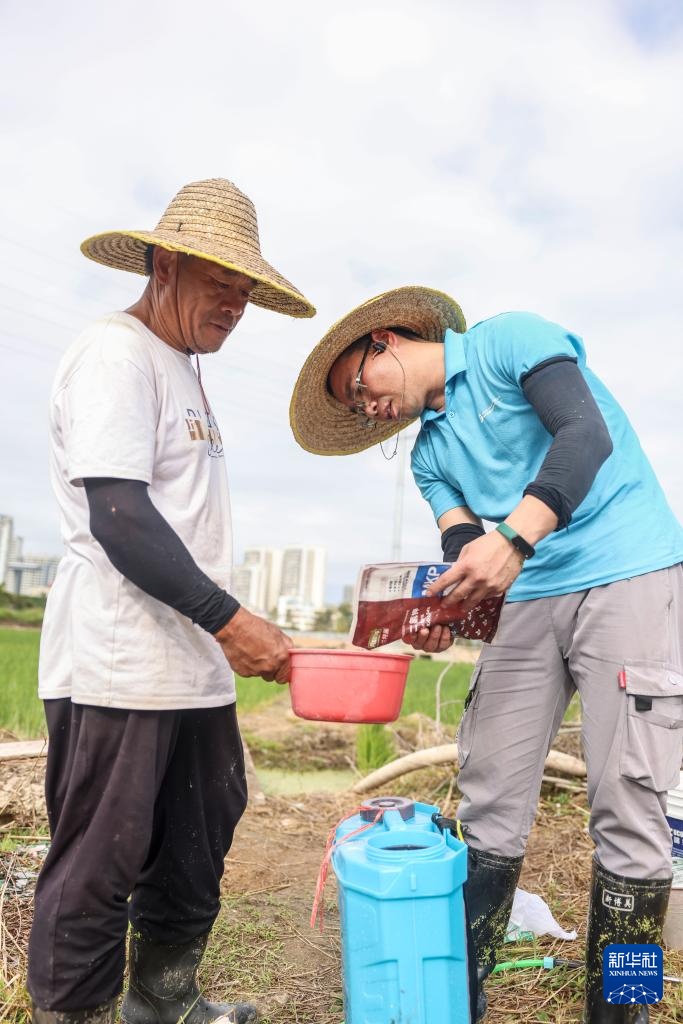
[378,346,406,461]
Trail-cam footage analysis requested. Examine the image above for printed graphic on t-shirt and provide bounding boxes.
[185,407,223,458]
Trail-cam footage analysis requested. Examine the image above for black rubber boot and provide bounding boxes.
[584,858,671,1023]
[120,932,258,1024]
[464,847,524,1022]
[31,1002,117,1023]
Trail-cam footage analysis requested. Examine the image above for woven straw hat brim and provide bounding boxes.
[80,178,314,318]
[289,286,466,456]
[81,230,315,318]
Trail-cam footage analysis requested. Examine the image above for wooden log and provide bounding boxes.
[352,743,586,794]
[0,739,48,761]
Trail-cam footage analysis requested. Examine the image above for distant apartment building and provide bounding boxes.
[232,547,282,614]
[0,514,13,587]
[342,584,355,606]
[6,554,61,596]
[280,546,326,610]
[232,544,326,619]
[276,594,318,632]
[244,547,283,613]
[231,563,263,612]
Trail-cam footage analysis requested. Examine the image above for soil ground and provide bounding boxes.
[1,699,682,1023]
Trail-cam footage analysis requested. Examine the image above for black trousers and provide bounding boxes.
[27,699,248,1012]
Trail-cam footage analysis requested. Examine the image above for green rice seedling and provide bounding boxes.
[355,723,396,772]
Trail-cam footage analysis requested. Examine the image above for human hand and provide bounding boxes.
[213,608,294,683]
[404,623,455,654]
[426,530,524,612]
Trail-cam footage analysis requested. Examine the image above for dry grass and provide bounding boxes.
[1,846,35,1023]
[1,759,682,1022]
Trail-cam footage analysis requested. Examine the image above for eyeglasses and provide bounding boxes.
[352,338,376,426]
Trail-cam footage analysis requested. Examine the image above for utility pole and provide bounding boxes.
[391,428,416,561]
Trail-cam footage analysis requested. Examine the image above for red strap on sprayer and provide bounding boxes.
[310,806,384,931]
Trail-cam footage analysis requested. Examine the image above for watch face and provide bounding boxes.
[496,522,534,558]
[512,534,535,559]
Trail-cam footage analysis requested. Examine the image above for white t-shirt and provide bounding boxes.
[39,312,236,710]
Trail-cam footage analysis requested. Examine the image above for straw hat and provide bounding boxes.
[290,286,466,456]
[80,178,315,318]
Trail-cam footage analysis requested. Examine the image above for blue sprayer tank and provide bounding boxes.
[332,795,471,1023]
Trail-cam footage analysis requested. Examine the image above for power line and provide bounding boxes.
[0,299,75,333]
[0,280,107,325]
[0,328,67,354]
[0,230,137,303]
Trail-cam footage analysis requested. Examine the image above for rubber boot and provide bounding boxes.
[31,1001,117,1023]
[584,858,671,1024]
[464,847,524,1022]
[120,932,258,1024]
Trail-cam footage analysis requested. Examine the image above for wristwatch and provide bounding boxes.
[495,522,536,559]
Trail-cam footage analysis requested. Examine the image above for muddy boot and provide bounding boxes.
[120,932,258,1024]
[31,1001,117,1023]
[464,847,524,1022]
[584,858,671,1023]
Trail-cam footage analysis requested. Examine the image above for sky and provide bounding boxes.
[1,0,682,601]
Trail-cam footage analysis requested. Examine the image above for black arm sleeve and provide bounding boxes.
[441,522,486,561]
[521,357,613,529]
[84,478,240,634]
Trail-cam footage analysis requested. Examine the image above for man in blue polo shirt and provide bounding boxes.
[290,286,683,1024]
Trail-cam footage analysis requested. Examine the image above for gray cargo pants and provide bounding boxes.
[456,564,683,877]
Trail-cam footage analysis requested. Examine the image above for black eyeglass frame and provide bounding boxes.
[352,338,375,416]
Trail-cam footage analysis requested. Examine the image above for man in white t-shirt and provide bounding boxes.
[27,179,315,1024]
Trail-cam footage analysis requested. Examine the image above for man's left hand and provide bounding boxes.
[426,530,524,612]
[405,623,455,654]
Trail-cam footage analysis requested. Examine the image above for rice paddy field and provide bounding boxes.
[0,626,474,740]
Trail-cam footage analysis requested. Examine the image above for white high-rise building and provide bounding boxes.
[0,514,13,587]
[242,547,283,614]
[231,563,264,612]
[232,545,326,618]
[280,546,326,610]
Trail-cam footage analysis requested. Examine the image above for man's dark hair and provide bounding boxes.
[144,245,155,276]
[345,325,423,358]
[326,325,423,396]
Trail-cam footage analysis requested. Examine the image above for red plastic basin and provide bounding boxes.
[288,649,413,724]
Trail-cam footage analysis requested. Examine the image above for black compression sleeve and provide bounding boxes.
[521,358,613,529]
[84,478,240,633]
[441,522,485,561]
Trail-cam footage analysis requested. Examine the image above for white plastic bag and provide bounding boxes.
[505,887,577,942]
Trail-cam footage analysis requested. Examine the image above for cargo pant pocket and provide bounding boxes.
[456,665,482,769]
[620,663,683,792]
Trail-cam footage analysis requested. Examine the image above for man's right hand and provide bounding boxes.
[213,608,293,683]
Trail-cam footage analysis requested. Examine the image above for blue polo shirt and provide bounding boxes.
[411,312,683,601]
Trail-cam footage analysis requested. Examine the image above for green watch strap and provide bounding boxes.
[495,522,536,559]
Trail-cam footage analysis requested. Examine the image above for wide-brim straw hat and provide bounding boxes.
[290,286,465,456]
[81,178,315,318]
